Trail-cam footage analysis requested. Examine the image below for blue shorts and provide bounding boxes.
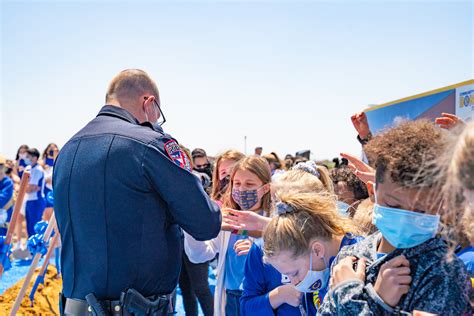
[25,199,46,237]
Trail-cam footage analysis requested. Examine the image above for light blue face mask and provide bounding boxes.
[336,201,351,217]
[372,203,440,249]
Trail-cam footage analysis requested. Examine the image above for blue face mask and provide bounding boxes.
[373,204,440,249]
[232,187,264,210]
[336,201,351,217]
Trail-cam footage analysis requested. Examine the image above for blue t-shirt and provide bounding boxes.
[0,176,14,211]
[18,159,27,178]
[45,157,55,168]
[0,176,14,235]
[241,233,363,316]
[456,246,474,276]
[225,233,249,291]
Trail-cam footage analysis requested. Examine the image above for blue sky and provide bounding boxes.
[1,0,473,160]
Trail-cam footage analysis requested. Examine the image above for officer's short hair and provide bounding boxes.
[27,148,41,159]
[106,69,159,103]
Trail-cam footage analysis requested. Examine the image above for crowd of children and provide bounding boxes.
[0,111,472,315]
[179,113,473,315]
[0,143,58,254]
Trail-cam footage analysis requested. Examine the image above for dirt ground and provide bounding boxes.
[0,266,61,315]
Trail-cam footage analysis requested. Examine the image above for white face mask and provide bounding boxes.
[294,250,330,293]
[0,209,7,224]
[19,153,27,160]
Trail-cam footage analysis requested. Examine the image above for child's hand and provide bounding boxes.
[374,255,412,307]
[330,256,366,289]
[435,113,464,130]
[351,112,371,139]
[340,152,375,184]
[223,208,270,232]
[269,284,303,308]
[221,208,244,231]
[413,311,437,316]
[234,239,252,256]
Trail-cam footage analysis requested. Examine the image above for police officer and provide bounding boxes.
[53,69,222,315]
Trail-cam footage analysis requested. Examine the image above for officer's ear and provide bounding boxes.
[143,95,156,111]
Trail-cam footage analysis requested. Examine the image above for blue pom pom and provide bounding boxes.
[34,221,48,235]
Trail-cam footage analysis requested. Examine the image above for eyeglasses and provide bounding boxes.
[195,163,210,169]
[144,96,166,126]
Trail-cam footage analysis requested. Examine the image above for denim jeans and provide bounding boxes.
[225,289,243,316]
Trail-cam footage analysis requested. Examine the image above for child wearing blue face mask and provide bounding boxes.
[23,148,46,237]
[319,120,471,315]
[330,165,369,217]
[15,144,29,179]
[184,156,272,316]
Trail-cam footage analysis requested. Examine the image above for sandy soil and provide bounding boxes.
[0,266,61,315]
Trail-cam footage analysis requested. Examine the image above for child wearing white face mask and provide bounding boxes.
[254,189,363,316]
[184,156,272,316]
[319,120,471,315]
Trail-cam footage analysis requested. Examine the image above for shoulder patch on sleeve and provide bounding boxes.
[164,140,192,172]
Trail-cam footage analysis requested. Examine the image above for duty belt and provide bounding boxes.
[62,289,170,316]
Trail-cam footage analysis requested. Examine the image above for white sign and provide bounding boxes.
[455,83,474,122]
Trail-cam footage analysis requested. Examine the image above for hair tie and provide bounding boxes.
[293,161,320,178]
[275,202,295,215]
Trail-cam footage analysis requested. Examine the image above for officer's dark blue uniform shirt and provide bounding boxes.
[53,105,222,300]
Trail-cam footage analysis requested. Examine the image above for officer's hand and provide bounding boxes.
[269,284,303,308]
[223,209,271,232]
[234,239,252,256]
[330,256,366,289]
[374,255,411,307]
